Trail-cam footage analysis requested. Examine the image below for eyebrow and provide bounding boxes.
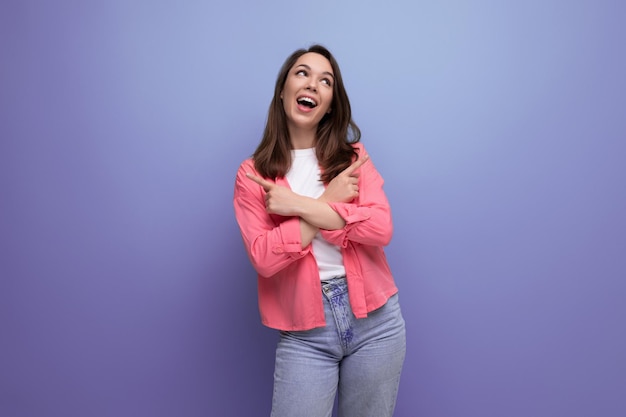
[295,64,335,80]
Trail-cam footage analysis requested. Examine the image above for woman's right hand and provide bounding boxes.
[319,155,369,203]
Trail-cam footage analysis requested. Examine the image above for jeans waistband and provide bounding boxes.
[321,276,347,298]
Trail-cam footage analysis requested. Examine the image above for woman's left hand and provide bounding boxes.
[246,173,304,216]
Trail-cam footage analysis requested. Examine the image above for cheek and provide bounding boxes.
[283,78,298,96]
[322,91,333,111]
[281,98,290,114]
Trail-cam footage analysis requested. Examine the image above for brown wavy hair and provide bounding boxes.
[252,44,361,183]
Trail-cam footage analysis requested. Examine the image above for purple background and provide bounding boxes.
[1,1,624,416]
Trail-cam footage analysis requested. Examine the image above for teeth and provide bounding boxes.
[298,97,317,106]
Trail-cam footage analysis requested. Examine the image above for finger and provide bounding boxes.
[246,172,274,191]
[341,154,370,176]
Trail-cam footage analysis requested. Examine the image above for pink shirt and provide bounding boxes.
[233,143,398,331]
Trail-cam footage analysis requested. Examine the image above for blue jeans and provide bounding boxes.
[271,277,406,417]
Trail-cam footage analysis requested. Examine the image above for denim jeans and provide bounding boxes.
[270,277,406,417]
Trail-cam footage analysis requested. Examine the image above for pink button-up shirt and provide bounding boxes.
[233,143,398,331]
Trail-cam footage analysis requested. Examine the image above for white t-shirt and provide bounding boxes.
[285,148,346,281]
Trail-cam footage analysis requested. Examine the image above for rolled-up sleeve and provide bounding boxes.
[320,145,393,247]
[233,160,310,277]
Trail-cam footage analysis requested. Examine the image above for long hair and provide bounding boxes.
[252,45,361,183]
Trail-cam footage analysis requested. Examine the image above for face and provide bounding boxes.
[280,52,334,133]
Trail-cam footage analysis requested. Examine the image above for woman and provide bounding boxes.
[233,45,405,417]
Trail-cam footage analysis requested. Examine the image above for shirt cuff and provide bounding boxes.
[272,216,309,258]
[327,202,371,224]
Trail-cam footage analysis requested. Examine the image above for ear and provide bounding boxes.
[327,108,332,114]
[280,90,283,100]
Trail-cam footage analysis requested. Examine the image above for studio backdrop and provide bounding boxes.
[1,1,624,416]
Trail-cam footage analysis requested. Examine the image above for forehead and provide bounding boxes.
[293,52,333,74]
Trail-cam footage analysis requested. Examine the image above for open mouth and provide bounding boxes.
[297,96,318,109]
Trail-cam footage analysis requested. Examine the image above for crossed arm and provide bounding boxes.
[245,155,369,248]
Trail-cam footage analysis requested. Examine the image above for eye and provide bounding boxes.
[296,69,307,76]
[321,78,332,87]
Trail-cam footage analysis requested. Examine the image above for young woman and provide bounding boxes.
[233,45,405,417]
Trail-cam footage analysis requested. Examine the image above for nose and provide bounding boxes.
[305,80,317,92]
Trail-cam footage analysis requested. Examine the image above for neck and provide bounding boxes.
[288,125,316,149]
